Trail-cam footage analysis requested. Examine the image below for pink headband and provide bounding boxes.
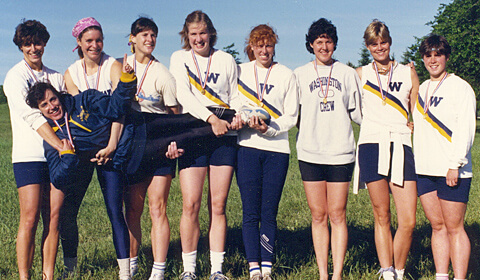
[72,17,101,51]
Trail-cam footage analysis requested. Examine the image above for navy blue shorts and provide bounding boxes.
[127,156,176,185]
[358,143,416,183]
[178,136,237,170]
[13,161,50,188]
[299,160,354,182]
[417,175,471,203]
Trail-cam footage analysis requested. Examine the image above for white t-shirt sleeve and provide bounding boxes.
[264,71,299,137]
[169,51,213,121]
[449,80,476,169]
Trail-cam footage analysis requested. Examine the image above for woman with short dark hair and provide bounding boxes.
[4,19,65,280]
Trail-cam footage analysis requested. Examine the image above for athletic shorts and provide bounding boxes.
[417,175,471,203]
[358,143,416,183]
[13,161,50,188]
[127,156,176,185]
[178,136,237,170]
[299,160,354,182]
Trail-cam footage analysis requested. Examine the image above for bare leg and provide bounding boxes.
[147,175,172,262]
[327,182,349,280]
[41,184,64,280]
[207,165,234,253]
[17,184,42,280]
[390,181,416,270]
[440,199,469,279]
[303,181,329,280]
[367,179,393,268]
[419,192,450,274]
[125,180,148,259]
[179,167,207,253]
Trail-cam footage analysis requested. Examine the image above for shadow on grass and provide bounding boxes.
[116,221,479,279]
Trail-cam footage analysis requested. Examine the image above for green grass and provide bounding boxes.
[0,102,478,279]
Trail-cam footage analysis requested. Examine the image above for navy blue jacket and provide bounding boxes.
[45,74,136,189]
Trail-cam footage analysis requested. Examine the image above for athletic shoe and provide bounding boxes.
[130,264,139,278]
[238,106,271,124]
[262,272,273,280]
[149,273,165,280]
[209,272,229,280]
[377,266,397,280]
[179,271,197,280]
[250,272,262,280]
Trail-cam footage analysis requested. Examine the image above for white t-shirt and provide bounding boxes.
[413,74,476,178]
[169,49,239,121]
[237,61,299,154]
[295,61,362,164]
[67,53,117,95]
[127,54,178,114]
[4,60,65,163]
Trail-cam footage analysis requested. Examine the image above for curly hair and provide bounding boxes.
[13,19,50,51]
[244,24,278,61]
[305,18,338,53]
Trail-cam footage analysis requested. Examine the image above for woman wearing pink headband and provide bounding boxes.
[61,17,130,279]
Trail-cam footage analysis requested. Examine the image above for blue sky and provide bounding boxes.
[1,0,449,83]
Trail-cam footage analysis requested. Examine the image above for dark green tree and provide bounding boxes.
[402,0,480,98]
[223,43,241,64]
[358,45,371,67]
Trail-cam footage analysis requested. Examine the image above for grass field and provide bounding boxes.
[0,102,478,279]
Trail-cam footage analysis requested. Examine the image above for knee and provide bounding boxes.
[20,210,40,231]
[310,210,328,226]
[210,199,226,217]
[149,199,167,220]
[398,217,416,233]
[328,209,346,226]
[373,209,391,227]
[182,201,201,217]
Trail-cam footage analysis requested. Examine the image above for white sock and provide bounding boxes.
[453,278,465,280]
[117,258,130,280]
[249,266,261,278]
[210,251,225,274]
[436,273,449,280]
[64,257,77,272]
[261,262,272,276]
[151,261,166,276]
[395,268,405,280]
[130,256,139,277]
[182,251,197,273]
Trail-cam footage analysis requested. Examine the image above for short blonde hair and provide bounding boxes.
[363,19,392,46]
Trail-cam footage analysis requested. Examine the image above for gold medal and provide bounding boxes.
[424,114,427,119]
[201,88,206,94]
[135,95,139,102]
[323,98,328,104]
[382,99,386,106]
[259,102,264,107]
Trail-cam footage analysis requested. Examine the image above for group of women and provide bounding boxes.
[4,9,475,280]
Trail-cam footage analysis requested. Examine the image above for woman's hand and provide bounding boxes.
[91,146,115,165]
[165,141,184,159]
[446,168,459,187]
[248,115,268,133]
[407,121,414,133]
[230,114,245,130]
[122,53,133,73]
[207,114,230,136]
[58,139,74,156]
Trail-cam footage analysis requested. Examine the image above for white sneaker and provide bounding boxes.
[180,271,197,280]
[250,272,262,280]
[377,266,397,280]
[149,272,165,280]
